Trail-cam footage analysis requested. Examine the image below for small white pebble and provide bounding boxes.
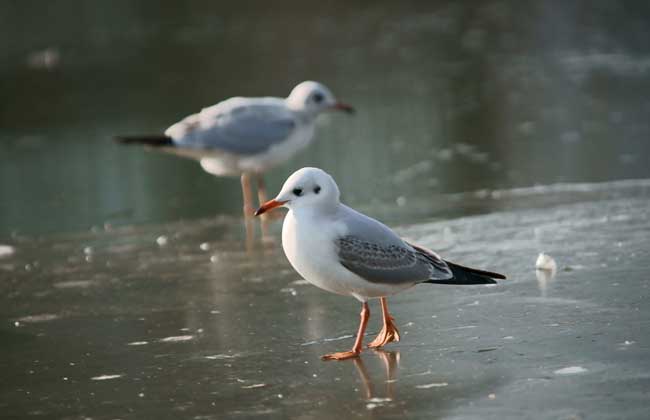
[535,253,557,271]
[156,236,168,246]
[200,242,210,251]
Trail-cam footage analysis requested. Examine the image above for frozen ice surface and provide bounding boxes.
[1,178,649,419]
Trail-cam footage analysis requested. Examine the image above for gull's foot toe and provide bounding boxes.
[367,320,401,348]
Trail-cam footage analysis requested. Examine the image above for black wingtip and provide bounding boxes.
[424,260,505,285]
[114,135,173,146]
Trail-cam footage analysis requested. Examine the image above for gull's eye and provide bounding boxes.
[313,92,324,103]
[314,186,321,194]
[292,188,303,197]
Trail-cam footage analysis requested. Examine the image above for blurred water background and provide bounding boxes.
[2,1,650,236]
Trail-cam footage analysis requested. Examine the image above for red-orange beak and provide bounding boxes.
[254,199,287,216]
[331,102,355,114]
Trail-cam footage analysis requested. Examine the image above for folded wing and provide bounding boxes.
[165,98,296,156]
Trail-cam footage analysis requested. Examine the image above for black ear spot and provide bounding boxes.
[313,92,324,103]
[314,186,321,194]
[292,188,303,197]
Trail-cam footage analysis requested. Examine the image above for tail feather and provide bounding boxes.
[426,261,506,285]
[114,135,173,147]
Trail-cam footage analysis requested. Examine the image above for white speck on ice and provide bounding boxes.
[416,382,448,389]
[368,397,392,403]
[323,334,354,342]
[554,366,588,375]
[290,279,310,286]
[159,335,194,343]
[16,314,59,323]
[0,245,16,258]
[205,354,239,360]
[200,242,210,251]
[91,374,123,381]
[366,397,392,409]
[241,383,266,389]
[156,236,168,246]
[536,253,557,271]
[280,287,298,296]
[210,310,221,314]
[127,341,148,346]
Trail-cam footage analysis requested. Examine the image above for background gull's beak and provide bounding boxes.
[331,102,355,114]
[254,199,287,216]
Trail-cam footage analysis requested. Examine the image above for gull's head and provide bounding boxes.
[255,167,340,216]
[286,81,354,116]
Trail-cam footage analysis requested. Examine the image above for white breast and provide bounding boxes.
[282,209,411,302]
[239,122,314,173]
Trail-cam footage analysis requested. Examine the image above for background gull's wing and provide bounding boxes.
[165,97,296,156]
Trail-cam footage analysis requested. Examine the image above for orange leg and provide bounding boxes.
[256,174,272,242]
[367,297,400,348]
[322,302,370,361]
[241,173,255,252]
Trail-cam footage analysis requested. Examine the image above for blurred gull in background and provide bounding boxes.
[116,81,353,245]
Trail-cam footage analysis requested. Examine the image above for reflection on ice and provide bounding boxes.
[353,350,400,404]
[536,253,558,297]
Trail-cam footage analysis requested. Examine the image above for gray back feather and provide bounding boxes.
[171,98,297,155]
[335,205,453,285]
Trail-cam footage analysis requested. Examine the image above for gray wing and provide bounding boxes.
[165,98,296,156]
[335,206,453,284]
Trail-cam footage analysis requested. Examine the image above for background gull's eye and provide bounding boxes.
[293,188,303,196]
[312,92,324,103]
